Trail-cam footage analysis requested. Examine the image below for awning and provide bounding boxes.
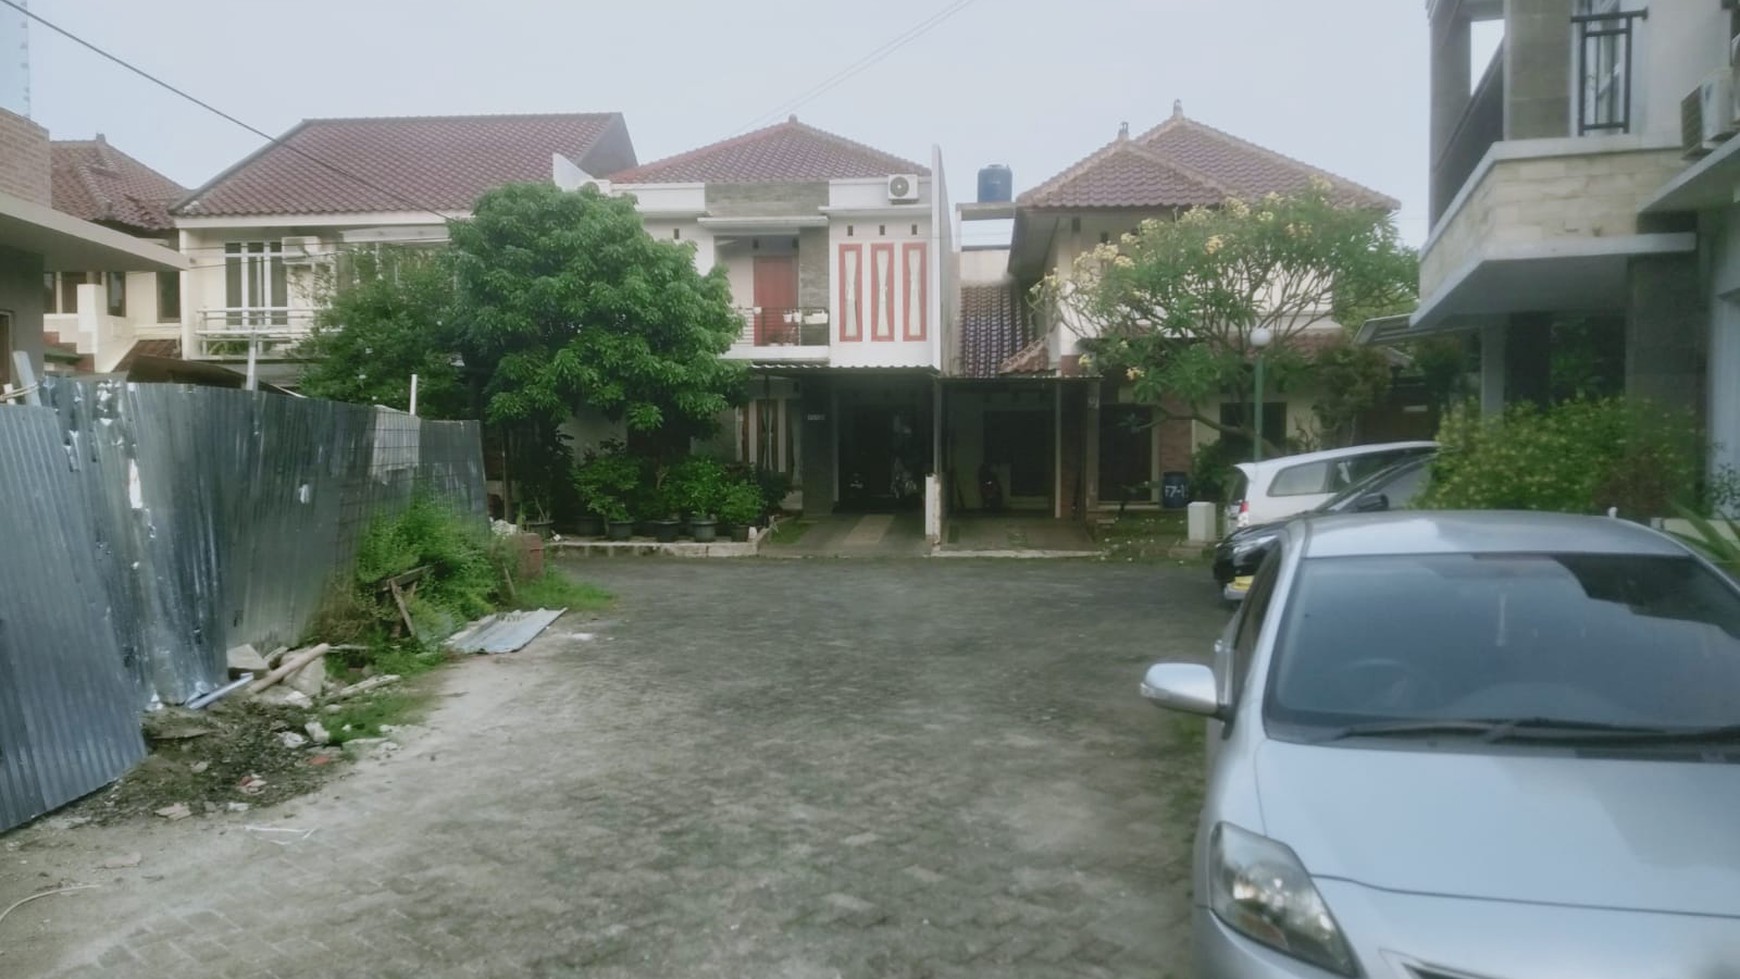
[0,190,188,272]
[1406,233,1696,334]
[1642,134,1740,214]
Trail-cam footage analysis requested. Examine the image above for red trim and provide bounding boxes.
[837,244,862,342]
[901,242,928,342]
[869,242,896,341]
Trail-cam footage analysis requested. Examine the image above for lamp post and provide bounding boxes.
[1250,328,1273,462]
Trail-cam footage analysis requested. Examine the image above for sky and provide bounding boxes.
[20,0,1435,246]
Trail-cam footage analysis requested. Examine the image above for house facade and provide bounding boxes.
[0,108,185,391]
[950,105,1398,518]
[169,113,637,386]
[1369,0,1737,484]
[597,118,953,519]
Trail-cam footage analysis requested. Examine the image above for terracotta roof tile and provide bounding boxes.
[610,118,927,185]
[113,338,182,371]
[957,281,1036,378]
[51,137,186,233]
[175,113,628,216]
[1136,114,1397,210]
[998,336,1051,376]
[1017,139,1230,209]
[1019,107,1398,212]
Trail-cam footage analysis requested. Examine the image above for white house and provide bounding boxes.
[169,112,638,386]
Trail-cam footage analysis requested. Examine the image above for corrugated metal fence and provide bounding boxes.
[0,379,485,831]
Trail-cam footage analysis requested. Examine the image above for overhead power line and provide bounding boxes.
[1,0,452,223]
[730,0,980,136]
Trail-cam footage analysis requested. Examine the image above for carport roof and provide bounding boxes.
[0,189,188,272]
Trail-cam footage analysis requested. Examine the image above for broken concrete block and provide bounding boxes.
[154,803,191,821]
[226,643,269,672]
[277,731,308,749]
[285,656,328,698]
[304,721,331,745]
[256,687,312,709]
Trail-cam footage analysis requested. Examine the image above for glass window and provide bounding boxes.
[1266,553,1740,734]
[106,271,126,317]
[0,311,11,386]
[224,242,287,323]
[42,273,56,314]
[59,272,87,314]
[1269,461,1329,497]
[1231,547,1284,702]
[156,272,181,323]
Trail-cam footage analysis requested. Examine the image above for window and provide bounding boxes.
[156,271,181,323]
[1231,547,1283,704]
[1269,461,1331,497]
[1574,0,1639,135]
[106,271,126,317]
[57,271,90,314]
[42,273,55,313]
[224,241,288,324]
[0,311,11,387]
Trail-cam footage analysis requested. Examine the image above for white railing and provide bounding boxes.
[734,306,831,347]
[194,308,319,359]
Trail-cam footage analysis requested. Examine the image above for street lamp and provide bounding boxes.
[1250,328,1273,462]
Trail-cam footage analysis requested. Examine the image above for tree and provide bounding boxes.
[1040,181,1417,455]
[448,183,746,445]
[299,247,469,418]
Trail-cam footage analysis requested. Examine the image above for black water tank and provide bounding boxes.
[1161,472,1191,509]
[977,164,1013,203]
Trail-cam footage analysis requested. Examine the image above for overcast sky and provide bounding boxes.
[24,0,1433,245]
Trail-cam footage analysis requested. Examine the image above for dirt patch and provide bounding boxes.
[66,701,346,825]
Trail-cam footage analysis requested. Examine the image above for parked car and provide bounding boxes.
[1215,454,1435,600]
[1223,441,1435,531]
[1144,511,1740,979]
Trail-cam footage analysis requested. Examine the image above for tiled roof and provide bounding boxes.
[175,113,627,216]
[610,118,927,185]
[999,336,1051,376]
[1019,104,1398,211]
[51,137,186,232]
[1017,140,1230,210]
[114,338,182,371]
[957,282,1034,379]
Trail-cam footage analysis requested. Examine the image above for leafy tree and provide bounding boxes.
[300,247,469,418]
[1040,182,1416,455]
[448,183,746,444]
[1311,340,1395,448]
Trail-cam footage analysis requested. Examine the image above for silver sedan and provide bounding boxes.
[1143,511,1740,978]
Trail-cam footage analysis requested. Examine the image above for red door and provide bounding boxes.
[753,255,799,345]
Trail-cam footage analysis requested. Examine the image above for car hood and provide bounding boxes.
[1222,522,1282,547]
[1255,740,1740,917]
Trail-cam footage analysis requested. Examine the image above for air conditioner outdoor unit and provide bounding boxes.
[1702,71,1738,146]
[280,235,323,265]
[886,174,920,203]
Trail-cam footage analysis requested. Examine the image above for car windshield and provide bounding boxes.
[1315,457,1430,513]
[1265,552,1740,738]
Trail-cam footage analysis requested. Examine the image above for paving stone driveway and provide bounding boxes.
[3,559,1227,979]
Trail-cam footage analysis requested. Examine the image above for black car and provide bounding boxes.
[1212,453,1435,588]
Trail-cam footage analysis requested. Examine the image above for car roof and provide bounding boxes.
[1233,440,1436,478]
[1296,511,1690,559]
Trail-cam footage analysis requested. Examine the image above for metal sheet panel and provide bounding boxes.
[0,406,146,831]
[446,608,567,655]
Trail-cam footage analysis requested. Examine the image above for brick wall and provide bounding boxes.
[1421,145,1686,297]
[0,107,49,205]
[797,227,828,308]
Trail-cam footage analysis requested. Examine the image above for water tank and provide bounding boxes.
[977,165,1013,204]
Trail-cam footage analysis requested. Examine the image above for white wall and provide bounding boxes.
[1706,206,1740,506]
[1634,3,1727,143]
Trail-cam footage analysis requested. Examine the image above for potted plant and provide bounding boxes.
[602,500,634,541]
[574,442,641,542]
[719,481,762,543]
[643,466,682,543]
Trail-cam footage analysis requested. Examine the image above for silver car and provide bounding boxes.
[1143,511,1740,978]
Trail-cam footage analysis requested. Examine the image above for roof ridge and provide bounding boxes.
[299,111,621,124]
[1017,136,1231,207]
[1138,115,1399,208]
[609,118,927,184]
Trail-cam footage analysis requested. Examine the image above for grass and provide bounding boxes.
[324,689,435,746]
[508,569,613,612]
[1096,509,1213,564]
[766,518,810,545]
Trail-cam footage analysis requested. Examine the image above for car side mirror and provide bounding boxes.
[1353,493,1390,513]
[1141,662,1226,720]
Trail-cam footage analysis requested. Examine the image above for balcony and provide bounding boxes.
[728,307,830,363]
[194,308,318,360]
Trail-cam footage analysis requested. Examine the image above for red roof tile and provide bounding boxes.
[957,281,1039,378]
[51,137,186,233]
[610,118,928,185]
[113,338,182,371]
[175,113,630,217]
[1020,106,1397,211]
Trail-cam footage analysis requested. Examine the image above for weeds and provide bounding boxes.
[508,570,612,612]
[766,519,809,545]
[324,690,433,745]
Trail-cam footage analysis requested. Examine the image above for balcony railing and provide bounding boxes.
[737,307,830,347]
[194,308,319,359]
[1575,7,1645,137]
[1432,40,1506,224]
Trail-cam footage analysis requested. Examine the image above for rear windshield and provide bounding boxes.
[1225,470,1249,506]
[1266,553,1740,734]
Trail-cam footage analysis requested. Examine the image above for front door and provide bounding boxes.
[752,256,799,345]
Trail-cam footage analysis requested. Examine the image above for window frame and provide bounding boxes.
[105,271,127,318]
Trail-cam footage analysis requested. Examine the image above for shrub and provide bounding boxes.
[719,480,764,527]
[664,457,731,518]
[1417,398,1704,519]
[1189,437,1244,504]
[572,440,641,523]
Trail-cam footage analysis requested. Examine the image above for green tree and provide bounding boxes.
[299,247,469,418]
[1310,340,1395,448]
[449,183,746,445]
[1039,182,1417,455]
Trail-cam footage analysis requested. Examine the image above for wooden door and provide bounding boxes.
[752,256,799,345]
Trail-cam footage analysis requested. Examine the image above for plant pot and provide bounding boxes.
[523,519,555,540]
[731,524,751,543]
[574,515,603,538]
[651,518,681,543]
[605,520,634,541]
[690,518,718,543]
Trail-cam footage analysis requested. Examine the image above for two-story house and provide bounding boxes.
[1368,1,1737,484]
[44,134,188,372]
[596,118,953,518]
[949,104,1397,518]
[170,112,637,387]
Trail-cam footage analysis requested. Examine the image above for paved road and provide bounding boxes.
[2,560,1225,979]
